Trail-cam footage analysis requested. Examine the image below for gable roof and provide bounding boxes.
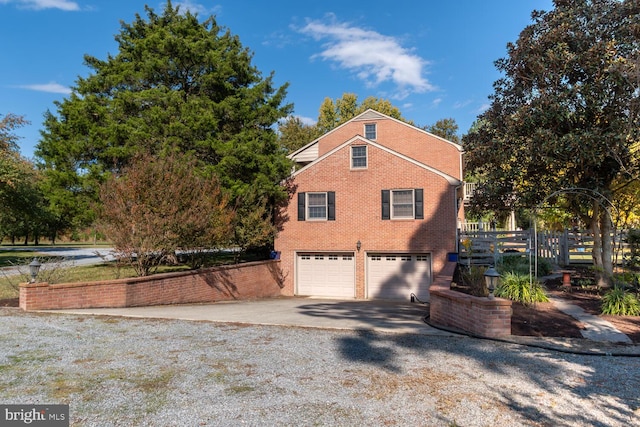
[288,108,463,163]
[292,135,462,186]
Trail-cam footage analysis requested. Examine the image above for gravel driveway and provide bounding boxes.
[1,308,639,426]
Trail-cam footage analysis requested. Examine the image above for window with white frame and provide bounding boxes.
[307,192,327,220]
[381,188,424,220]
[364,123,377,140]
[351,145,367,168]
[298,191,335,221]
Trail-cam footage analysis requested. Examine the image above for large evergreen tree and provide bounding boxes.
[37,1,292,232]
[463,0,640,284]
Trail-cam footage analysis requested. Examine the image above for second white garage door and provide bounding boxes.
[297,253,355,298]
[366,254,432,300]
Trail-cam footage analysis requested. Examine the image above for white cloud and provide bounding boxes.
[172,1,219,16]
[297,16,434,98]
[453,99,473,109]
[431,98,442,107]
[0,0,80,11]
[477,103,491,113]
[295,115,316,126]
[18,82,72,94]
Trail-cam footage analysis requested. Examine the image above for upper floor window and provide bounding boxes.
[381,189,424,220]
[364,123,377,140]
[351,145,367,169]
[391,189,415,219]
[298,191,336,221]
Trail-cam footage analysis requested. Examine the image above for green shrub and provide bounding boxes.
[624,229,640,268]
[601,286,640,316]
[613,272,640,292]
[497,254,551,277]
[494,272,549,306]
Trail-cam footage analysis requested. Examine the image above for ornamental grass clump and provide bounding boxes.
[601,286,640,316]
[494,272,549,306]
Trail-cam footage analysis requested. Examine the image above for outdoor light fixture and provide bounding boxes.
[484,266,500,299]
[29,258,42,283]
[356,240,362,252]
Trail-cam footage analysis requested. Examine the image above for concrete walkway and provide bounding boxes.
[549,296,632,344]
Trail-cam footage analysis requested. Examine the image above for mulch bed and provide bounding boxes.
[0,298,18,307]
[511,275,640,344]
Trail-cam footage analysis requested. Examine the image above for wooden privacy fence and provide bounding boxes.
[458,229,632,266]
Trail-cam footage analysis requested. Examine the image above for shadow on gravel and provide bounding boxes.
[338,329,401,372]
[299,301,640,426]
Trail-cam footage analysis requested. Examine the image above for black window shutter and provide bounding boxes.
[415,189,424,219]
[327,191,335,221]
[381,190,390,220]
[298,192,305,221]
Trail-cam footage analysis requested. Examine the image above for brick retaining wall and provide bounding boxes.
[19,260,283,311]
[430,262,512,338]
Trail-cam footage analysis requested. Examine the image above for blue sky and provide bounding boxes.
[1,0,553,159]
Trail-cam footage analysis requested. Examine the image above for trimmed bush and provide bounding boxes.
[601,286,640,316]
[495,272,549,306]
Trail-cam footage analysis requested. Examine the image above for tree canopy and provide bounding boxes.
[424,118,460,144]
[463,0,640,281]
[278,93,414,153]
[36,1,292,233]
[0,114,48,243]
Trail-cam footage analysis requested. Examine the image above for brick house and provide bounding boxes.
[274,109,464,300]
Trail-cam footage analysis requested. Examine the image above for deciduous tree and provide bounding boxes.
[0,114,49,244]
[279,93,412,153]
[99,152,233,276]
[424,118,460,144]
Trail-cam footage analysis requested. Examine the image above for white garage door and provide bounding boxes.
[366,254,431,300]
[297,253,355,298]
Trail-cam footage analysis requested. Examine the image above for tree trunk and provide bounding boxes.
[591,202,613,288]
[590,204,606,286]
[600,204,613,288]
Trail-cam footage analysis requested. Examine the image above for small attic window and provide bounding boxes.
[364,123,377,140]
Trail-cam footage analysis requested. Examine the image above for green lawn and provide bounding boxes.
[0,249,261,301]
[0,262,190,300]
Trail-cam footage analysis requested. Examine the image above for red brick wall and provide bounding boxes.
[429,263,512,338]
[276,140,459,298]
[19,260,283,311]
[317,117,463,180]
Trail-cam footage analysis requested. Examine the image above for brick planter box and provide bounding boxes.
[429,262,512,338]
[20,260,283,311]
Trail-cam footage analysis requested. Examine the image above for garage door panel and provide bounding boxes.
[297,253,354,298]
[367,254,431,300]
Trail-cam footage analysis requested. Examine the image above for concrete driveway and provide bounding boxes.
[50,297,458,336]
